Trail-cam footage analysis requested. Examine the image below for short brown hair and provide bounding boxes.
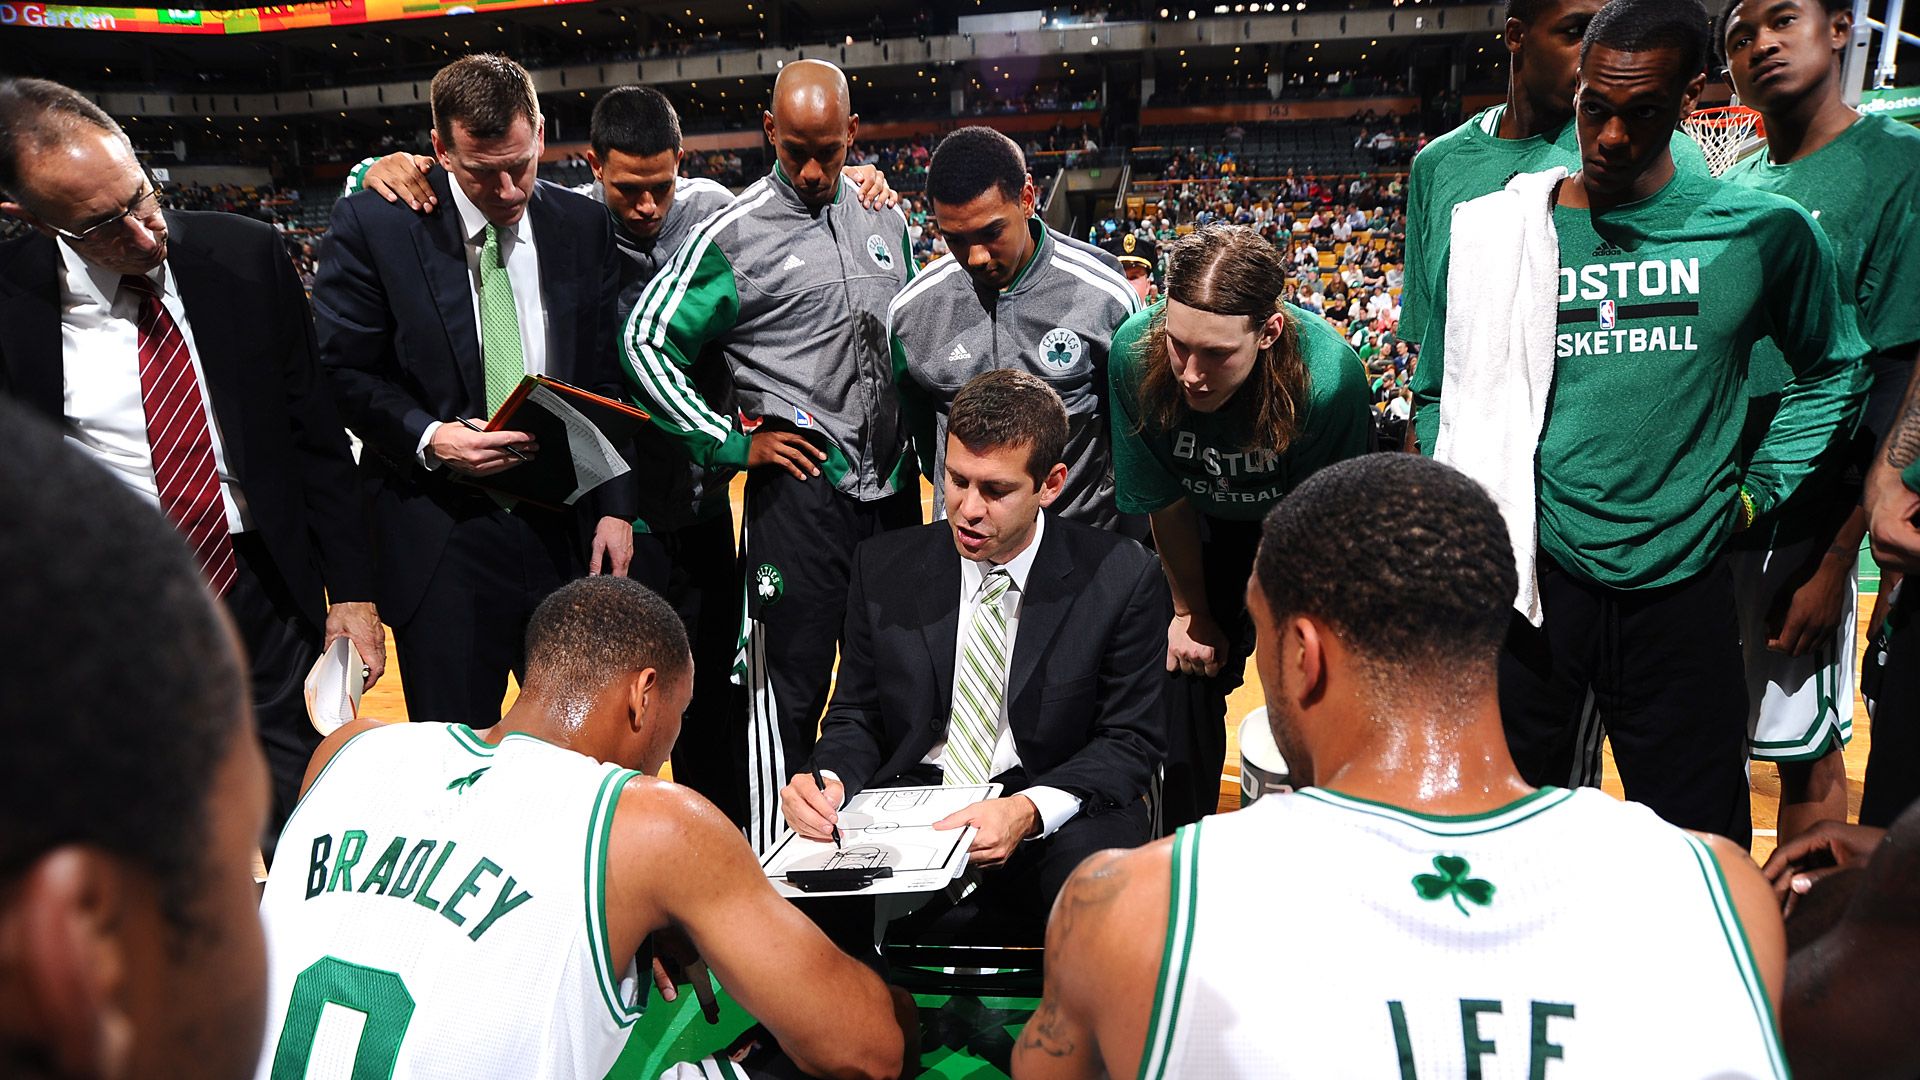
[430,54,540,147]
[0,77,125,199]
[947,370,1069,487]
[1139,224,1309,454]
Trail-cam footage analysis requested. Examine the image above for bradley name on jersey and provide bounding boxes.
[1556,255,1702,358]
[302,824,535,944]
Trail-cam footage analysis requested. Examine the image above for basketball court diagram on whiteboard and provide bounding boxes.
[760,784,1002,896]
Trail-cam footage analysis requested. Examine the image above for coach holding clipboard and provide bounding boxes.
[314,54,637,726]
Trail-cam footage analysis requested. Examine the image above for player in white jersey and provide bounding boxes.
[1011,455,1786,1080]
[256,577,906,1080]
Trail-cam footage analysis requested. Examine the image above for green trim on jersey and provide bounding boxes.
[1297,786,1575,836]
[1681,834,1789,1078]
[585,767,646,1027]
[448,724,495,757]
[1138,823,1202,1080]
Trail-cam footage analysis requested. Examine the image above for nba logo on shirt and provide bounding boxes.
[793,407,816,429]
[1599,300,1617,330]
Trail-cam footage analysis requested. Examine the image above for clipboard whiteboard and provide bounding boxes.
[761,784,1001,898]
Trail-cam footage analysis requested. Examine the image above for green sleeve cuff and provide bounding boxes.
[711,430,752,471]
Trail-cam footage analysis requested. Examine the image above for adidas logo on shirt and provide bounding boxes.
[781,254,806,271]
[948,342,972,363]
[1592,239,1626,257]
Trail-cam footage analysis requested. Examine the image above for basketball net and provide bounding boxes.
[1683,105,1765,177]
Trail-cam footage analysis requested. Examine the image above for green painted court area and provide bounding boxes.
[610,982,1035,1080]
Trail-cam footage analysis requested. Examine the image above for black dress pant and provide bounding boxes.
[225,533,323,865]
[631,510,748,827]
[1863,587,1920,827]
[390,502,575,727]
[1500,552,1751,841]
[740,468,920,851]
[1160,516,1263,831]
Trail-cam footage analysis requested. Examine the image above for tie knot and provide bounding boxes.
[978,567,1013,606]
[120,273,159,301]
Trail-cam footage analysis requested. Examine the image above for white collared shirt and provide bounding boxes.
[57,239,252,533]
[923,512,1084,838]
[416,180,549,465]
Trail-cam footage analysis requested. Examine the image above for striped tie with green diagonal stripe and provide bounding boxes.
[945,568,1012,787]
[480,223,524,416]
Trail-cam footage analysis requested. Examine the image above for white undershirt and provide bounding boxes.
[923,512,1083,838]
[416,180,550,466]
[57,240,251,533]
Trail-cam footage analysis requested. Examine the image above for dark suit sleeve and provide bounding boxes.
[271,232,376,603]
[808,540,890,796]
[579,207,639,523]
[312,197,439,466]
[1028,550,1171,810]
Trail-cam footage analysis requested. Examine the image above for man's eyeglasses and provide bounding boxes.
[49,180,163,245]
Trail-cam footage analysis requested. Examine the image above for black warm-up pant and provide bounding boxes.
[1160,515,1263,832]
[739,469,921,852]
[631,510,748,827]
[1863,587,1920,827]
[1500,553,1751,842]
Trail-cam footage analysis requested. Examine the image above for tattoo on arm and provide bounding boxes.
[1018,857,1134,1065]
[1019,999,1077,1058]
[1884,371,1920,469]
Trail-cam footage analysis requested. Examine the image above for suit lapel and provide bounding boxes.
[1006,517,1075,709]
[527,184,569,379]
[162,213,248,474]
[918,531,963,727]
[414,170,485,412]
[0,235,64,421]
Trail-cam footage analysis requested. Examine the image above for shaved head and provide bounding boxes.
[764,59,857,209]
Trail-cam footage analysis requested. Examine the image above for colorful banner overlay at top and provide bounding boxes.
[0,0,595,34]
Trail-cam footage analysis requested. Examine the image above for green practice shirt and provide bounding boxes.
[1723,112,1920,531]
[1401,106,1708,346]
[1109,300,1373,521]
[1724,114,1920,392]
[1410,168,1870,589]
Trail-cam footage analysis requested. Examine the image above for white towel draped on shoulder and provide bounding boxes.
[1433,166,1567,627]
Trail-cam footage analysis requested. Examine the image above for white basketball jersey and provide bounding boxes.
[254,724,645,1080]
[1139,787,1786,1079]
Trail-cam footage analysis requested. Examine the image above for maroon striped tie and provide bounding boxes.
[123,274,237,598]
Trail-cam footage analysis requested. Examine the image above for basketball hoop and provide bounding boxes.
[1683,105,1765,177]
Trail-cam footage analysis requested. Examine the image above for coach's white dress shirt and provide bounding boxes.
[57,239,252,534]
[416,179,550,466]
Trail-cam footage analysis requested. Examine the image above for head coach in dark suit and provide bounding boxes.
[313,54,639,724]
[782,370,1170,940]
[0,78,378,858]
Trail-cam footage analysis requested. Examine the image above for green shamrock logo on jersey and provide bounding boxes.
[447,767,490,793]
[755,563,785,605]
[1413,855,1495,916]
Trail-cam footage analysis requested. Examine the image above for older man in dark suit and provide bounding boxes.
[313,54,637,723]
[782,370,1169,940]
[0,78,377,856]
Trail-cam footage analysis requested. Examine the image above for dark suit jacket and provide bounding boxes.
[0,211,374,630]
[811,515,1171,812]
[312,168,636,622]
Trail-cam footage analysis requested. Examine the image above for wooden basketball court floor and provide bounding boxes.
[338,479,1880,1076]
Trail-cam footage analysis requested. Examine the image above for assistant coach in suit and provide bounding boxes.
[314,54,636,723]
[782,370,1169,937]
[0,78,380,855]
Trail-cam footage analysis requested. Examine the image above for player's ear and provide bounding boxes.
[1680,70,1708,117]
[1504,16,1527,56]
[1291,616,1330,708]
[0,849,137,1079]
[1828,7,1853,49]
[626,667,661,734]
